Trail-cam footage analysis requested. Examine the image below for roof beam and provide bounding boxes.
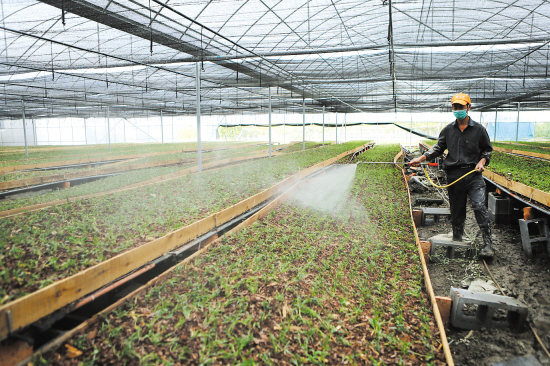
[38,0,316,101]
[476,90,550,111]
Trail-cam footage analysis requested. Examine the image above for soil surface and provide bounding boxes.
[408,164,550,366]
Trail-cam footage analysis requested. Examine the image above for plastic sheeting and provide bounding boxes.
[1,0,550,120]
[485,122,535,142]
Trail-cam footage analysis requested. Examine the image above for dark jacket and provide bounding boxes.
[424,118,493,167]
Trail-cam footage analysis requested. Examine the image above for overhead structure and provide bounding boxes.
[0,0,550,121]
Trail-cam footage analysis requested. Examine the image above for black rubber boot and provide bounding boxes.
[452,223,465,241]
[479,226,495,259]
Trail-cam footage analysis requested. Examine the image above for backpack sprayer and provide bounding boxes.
[357,161,479,188]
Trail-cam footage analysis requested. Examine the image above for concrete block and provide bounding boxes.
[421,207,451,226]
[429,233,472,259]
[414,198,444,206]
[488,192,512,224]
[449,287,528,331]
[518,218,550,259]
[492,356,542,366]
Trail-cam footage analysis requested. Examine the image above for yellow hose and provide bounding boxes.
[422,167,479,188]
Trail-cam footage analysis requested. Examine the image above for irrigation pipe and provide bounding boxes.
[422,167,478,188]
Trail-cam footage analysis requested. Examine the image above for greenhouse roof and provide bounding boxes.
[0,0,549,119]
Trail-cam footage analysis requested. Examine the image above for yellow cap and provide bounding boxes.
[451,93,471,106]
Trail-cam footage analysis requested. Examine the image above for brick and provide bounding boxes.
[435,296,451,324]
[518,218,550,259]
[412,209,422,227]
[523,207,537,220]
[0,340,33,366]
[419,241,431,256]
[449,287,528,331]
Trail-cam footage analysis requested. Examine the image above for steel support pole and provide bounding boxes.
[322,105,325,146]
[268,87,272,157]
[335,113,338,144]
[160,110,164,144]
[515,102,520,145]
[107,106,111,149]
[32,118,37,146]
[84,118,88,145]
[21,100,28,156]
[494,109,498,142]
[302,98,305,151]
[409,113,413,149]
[283,115,286,144]
[196,62,202,172]
[344,113,347,143]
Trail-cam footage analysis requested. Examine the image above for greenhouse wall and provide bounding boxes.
[1,110,549,146]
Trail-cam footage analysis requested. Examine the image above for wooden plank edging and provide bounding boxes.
[0,143,371,340]
[493,146,550,161]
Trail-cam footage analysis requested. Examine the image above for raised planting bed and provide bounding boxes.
[36,143,445,365]
[0,166,183,212]
[500,141,550,149]
[487,151,550,193]
[0,145,269,192]
[0,142,369,306]
[0,145,287,214]
[492,142,550,156]
[0,142,257,167]
[279,141,327,154]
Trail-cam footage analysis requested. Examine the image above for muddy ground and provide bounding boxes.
[408,165,550,366]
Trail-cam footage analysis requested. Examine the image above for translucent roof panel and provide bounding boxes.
[0,0,549,120]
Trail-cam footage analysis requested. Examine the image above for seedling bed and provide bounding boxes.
[279,141,327,154]
[0,146,269,213]
[486,151,550,193]
[501,141,550,149]
[0,142,368,305]
[492,142,550,156]
[0,145,267,191]
[37,144,445,365]
[0,142,255,166]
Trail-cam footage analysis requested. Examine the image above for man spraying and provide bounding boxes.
[409,93,495,259]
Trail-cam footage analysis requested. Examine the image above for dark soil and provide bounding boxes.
[410,166,550,366]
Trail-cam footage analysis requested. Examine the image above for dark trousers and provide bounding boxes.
[447,168,490,229]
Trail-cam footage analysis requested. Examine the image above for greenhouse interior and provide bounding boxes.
[1,1,550,365]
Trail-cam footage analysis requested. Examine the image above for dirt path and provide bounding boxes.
[410,166,550,366]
